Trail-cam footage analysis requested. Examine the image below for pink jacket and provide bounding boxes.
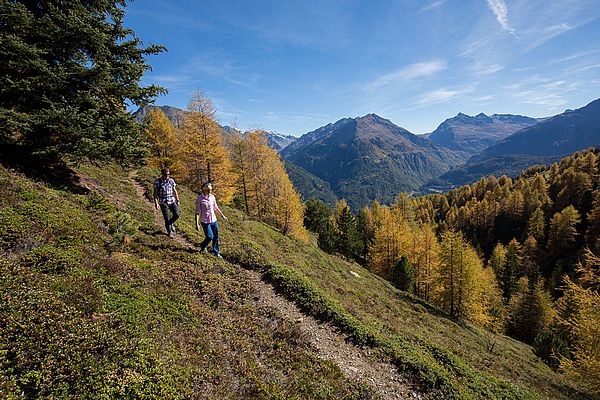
[195,193,221,224]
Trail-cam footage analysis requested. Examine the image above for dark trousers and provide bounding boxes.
[200,221,219,254]
[160,203,180,233]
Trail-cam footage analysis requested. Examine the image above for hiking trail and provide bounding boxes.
[131,172,422,400]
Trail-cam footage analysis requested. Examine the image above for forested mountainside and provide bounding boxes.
[283,160,338,206]
[304,148,599,396]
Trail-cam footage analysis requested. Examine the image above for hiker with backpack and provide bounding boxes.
[153,168,181,238]
[195,182,228,258]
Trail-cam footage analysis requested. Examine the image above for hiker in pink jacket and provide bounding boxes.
[195,182,228,258]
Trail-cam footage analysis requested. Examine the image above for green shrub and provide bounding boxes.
[106,211,139,242]
[21,245,81,274]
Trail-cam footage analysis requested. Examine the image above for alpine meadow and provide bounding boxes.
[1,1,599,399]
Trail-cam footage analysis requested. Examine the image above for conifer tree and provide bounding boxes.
[229,131,252,213]
[507,278,555,344]
[181,91,235,201]
[489,243,507,277]
[304,198,332,234]
[0,0,165,164]
[586,191,600,253]
[500,239,522,301]
[436,230,498,322]
[369,207,412,279]
[229,129,307,240]
[556,250,600,394]
[391,256,414,292]
[521,235,540,285]
[547,205,581,258]
[412,224,440,301]
[334,202,360,260]
[144,108,181,173]
[527,207,546,242]
[356,206,376,262]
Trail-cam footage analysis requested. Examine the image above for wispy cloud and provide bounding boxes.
[420,0,446,13]
[549,48,600,65]
[470,63,504,75]
[485,0,515,34]
[419,86,473,105]
[365,60,447,91]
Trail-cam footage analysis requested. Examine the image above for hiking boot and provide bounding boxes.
[170,224,176,235]
[200,246,208,254]
[168,231,174,239]
[214,253,223,259]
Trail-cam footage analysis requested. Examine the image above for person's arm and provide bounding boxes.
[153,181,159,210]
[213,197,228,221]
[173,187,180,204]
[195,196,201,230]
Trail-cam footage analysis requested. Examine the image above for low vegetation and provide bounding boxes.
[0,163,374,399]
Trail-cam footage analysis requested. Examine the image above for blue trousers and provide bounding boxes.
[200,221,219,255]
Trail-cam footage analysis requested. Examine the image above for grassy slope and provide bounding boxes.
[0,162,593,399]
[0,163,374,399]
[134,168,591,400]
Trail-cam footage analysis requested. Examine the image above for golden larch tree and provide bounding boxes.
[144,108,182,174]
[556,249,600,395]
[230,130,307,240]
[181,91,235,202]
[369,206,412,279]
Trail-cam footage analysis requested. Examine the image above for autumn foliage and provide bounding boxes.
[143,93,307,241]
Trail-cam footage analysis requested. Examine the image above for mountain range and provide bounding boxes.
[133,98,600,208]
[280,114,462,208]
[430,98,600,188]
[427,112,541,157]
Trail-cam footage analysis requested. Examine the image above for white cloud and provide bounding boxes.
[365,60,447,91]
[420,0,446,13]
[470,63,504,75]
[485,0,515,34]
[419,87,473,105]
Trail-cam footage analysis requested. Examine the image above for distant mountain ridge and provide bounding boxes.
[281,113,462,208]
[427,112,541,156]
[472,98,600,161]
[424,98,600,190]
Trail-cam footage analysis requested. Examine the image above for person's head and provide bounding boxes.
[201,182,212,194]
[161,168,170,179]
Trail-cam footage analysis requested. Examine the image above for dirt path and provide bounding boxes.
[130,172,422,400]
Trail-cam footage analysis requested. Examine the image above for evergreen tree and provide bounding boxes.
[391,256,414,292]
[500,239,522,301]
[304,198,331,234]
[335,203,360,260]
[0,0,165,164]
[356,206,375,262]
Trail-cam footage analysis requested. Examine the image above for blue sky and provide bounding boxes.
[125,0,600,136]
